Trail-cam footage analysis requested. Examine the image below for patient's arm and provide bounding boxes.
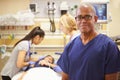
[39,60,56,68]
[30,57,39,62]
[39,60,49,66]
[49,63,57,68]
[38,60,62,73]
[18,72,27,80]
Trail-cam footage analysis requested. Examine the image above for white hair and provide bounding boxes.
[77,2,97,15]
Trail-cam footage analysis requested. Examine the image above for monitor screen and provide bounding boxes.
[93,4,107,20]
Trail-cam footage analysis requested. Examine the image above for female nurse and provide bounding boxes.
[1,26,45,80]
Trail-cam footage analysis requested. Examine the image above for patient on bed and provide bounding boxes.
[18,55,62,80]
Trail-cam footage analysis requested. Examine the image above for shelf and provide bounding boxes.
[34,18,59,22]
[97,20,108,23]
[0,45,64,52]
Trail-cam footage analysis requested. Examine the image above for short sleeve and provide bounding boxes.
[16,41,29,52]
[57,44,70,74]
[105,41,120,74]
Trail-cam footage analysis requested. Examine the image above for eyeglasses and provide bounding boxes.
[75,15,92,21]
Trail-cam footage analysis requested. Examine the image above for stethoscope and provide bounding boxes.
[25,41,33,61]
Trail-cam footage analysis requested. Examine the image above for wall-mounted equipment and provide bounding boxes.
[47,1,56,32]
[29,4,37,12]
[60,1,69,16]
[93,4,107,20]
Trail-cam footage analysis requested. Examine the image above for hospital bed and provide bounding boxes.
[111,35,120,45]
[12,67,61,80]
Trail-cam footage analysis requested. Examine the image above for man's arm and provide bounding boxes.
[62,72,69,80]
[105,72,119,80]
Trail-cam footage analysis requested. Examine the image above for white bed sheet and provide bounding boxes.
[12,67,61,80]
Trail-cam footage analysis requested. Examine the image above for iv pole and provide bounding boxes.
[47,1,56,32]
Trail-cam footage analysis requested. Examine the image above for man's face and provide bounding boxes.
[75,7,98,34]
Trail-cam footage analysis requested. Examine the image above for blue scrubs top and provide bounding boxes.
[57,34,120,80]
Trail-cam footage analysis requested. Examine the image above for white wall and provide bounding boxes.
[0,0,30,15]
[108,0,120,36]
[0,0,120,36]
